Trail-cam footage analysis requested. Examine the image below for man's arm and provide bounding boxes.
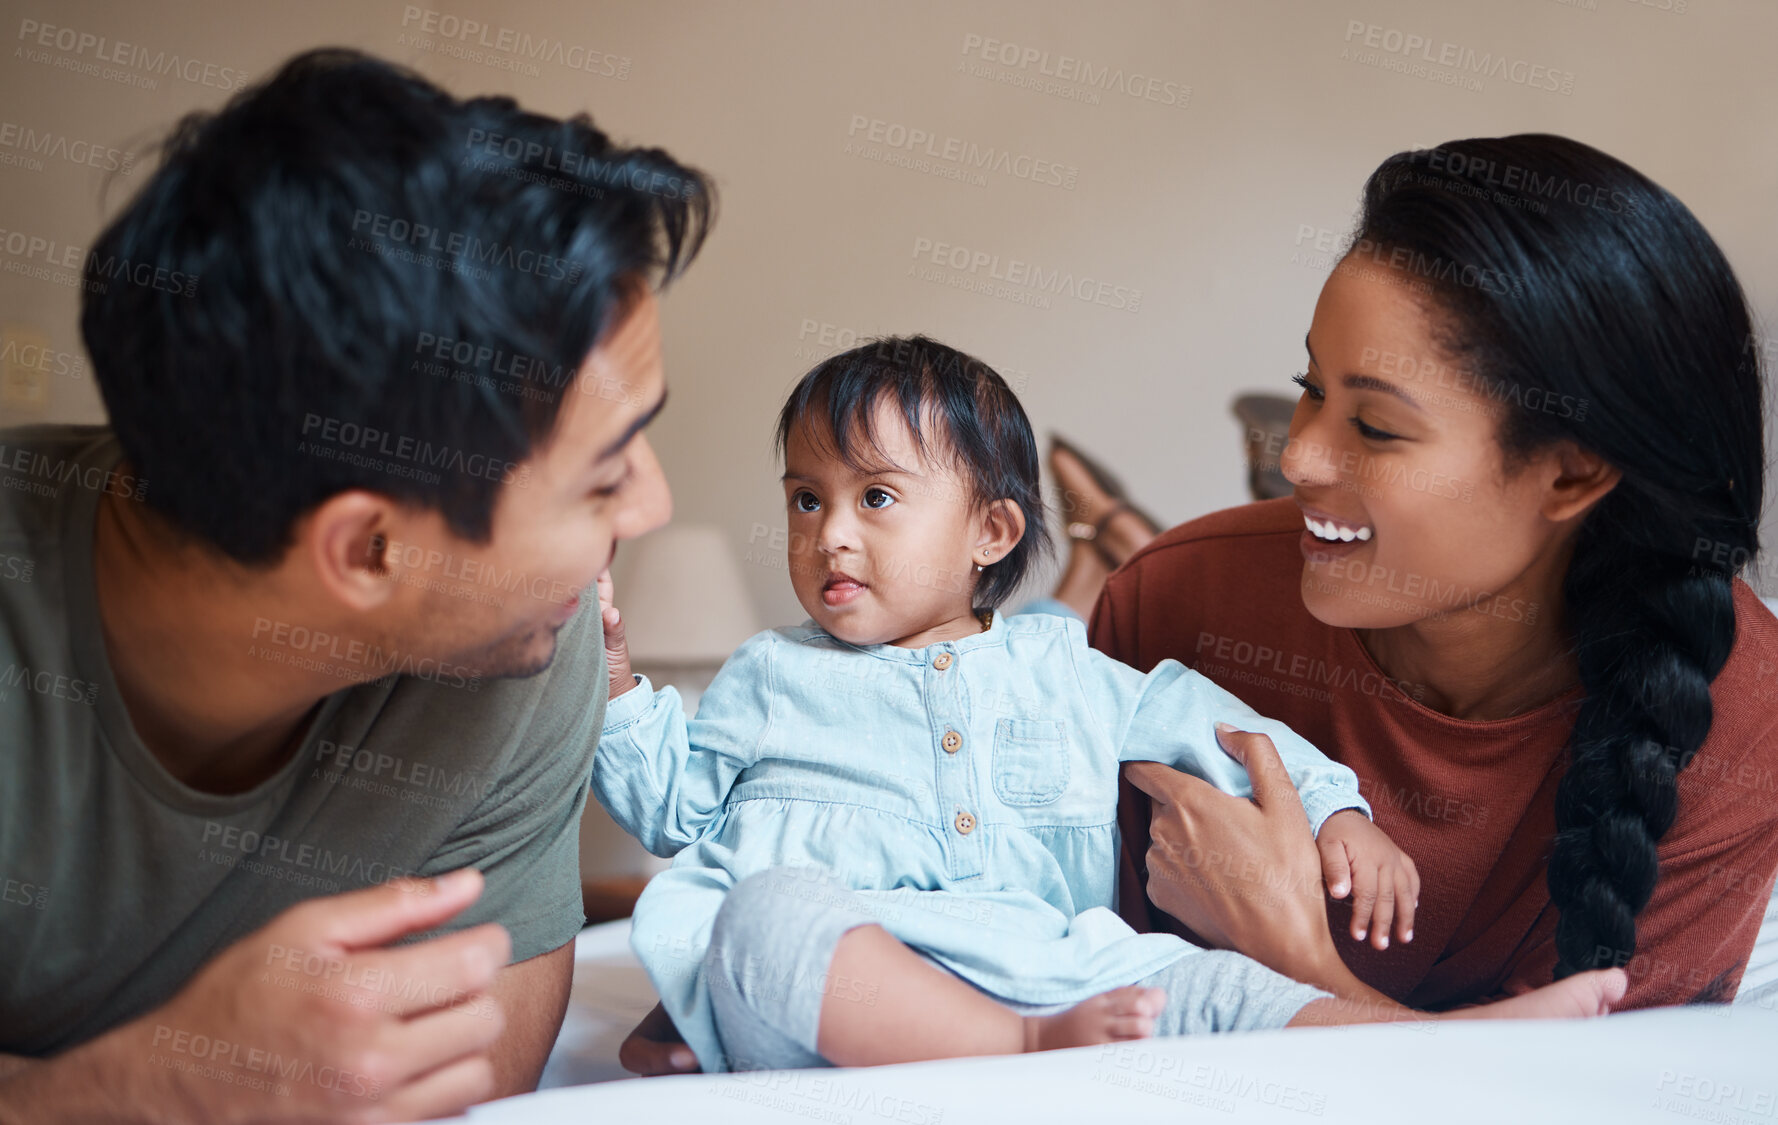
[485,941,574,1098]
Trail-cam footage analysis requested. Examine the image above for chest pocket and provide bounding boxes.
[992,718,1069,806]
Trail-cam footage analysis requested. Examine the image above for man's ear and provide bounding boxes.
[299,490,403,612]
[973,499,1027,568]
[1540,441,1622,525]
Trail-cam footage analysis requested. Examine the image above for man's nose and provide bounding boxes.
[615,434,672,539]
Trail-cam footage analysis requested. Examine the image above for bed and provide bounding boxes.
[447,596,1778,1119]
[427,876,1778,1124]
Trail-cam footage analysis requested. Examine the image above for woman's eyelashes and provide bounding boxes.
[1292,373,1401,442]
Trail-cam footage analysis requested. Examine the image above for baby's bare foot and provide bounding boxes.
[1022,986,1166,1052]
[1451,969,1627,1022]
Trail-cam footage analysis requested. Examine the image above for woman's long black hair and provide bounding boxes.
[1351,135,1767,980]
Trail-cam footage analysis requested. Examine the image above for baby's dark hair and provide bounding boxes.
[773,335,1049,611]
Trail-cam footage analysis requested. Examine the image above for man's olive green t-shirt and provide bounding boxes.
[0,425,606,1055]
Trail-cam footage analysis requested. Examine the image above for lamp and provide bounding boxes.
[608,523,762,678]
[580,524,761,919]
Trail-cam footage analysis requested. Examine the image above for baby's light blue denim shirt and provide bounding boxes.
[596,610,1368,1071]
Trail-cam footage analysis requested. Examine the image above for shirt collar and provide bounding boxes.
[808,609,1008,664]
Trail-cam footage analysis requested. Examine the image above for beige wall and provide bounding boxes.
[4,0,1775,621]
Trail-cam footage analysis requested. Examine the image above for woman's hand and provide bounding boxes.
[617,1003,700,1077]
[1317,809,1419,950]
[1124,724,1347,993]
[597,568,638,701]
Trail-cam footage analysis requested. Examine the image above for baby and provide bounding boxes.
[594,336,1625,1073]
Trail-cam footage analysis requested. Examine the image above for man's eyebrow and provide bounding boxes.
[1306,333,1424,413]
[595,389,668,462]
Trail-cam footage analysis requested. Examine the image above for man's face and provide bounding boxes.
[375,291,671,679]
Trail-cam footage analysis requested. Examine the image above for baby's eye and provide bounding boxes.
[792,490,821,513]
[862,487,896,510]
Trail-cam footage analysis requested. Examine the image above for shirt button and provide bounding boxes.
[933,653,953,671]
[942,730,962,754]
[954,810,976,835]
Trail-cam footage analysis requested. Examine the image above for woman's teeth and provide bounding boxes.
[1305,516,1373,543]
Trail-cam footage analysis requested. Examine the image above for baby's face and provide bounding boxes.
[781,402,986,647]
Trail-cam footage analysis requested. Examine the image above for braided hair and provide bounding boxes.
[1351,135,1766,978]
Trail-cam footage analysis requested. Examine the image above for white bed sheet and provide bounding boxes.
[459,903,1778,1124]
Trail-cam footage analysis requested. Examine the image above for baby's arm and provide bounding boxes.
[594,579,777,856]
[1076,644,1420,947]
[1077,647,1370,835]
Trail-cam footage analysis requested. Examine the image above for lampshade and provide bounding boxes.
[608,524,761,664]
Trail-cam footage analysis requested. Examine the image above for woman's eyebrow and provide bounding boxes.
[1306,332,1425,413]
[1343,374,1427,413]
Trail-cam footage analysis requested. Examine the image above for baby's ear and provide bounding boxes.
[975,498,1027,563]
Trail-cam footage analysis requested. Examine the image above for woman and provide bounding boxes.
[1112,133,1777,1010]
[621,134,1775,1072]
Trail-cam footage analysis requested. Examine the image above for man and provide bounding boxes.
[0,48,710,1123]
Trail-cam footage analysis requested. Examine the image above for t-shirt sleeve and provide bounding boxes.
[410,616,608,964]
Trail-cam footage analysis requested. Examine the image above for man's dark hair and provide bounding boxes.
[773,336,1050,611]
[80,47,713,564]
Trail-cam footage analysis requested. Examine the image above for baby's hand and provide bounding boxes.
[597,568,638,700]
[1316,809,1418,950]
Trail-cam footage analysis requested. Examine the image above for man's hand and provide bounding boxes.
[617,1003,699,1077]
[1316,809,1419,949]
[1,869,510,1125]
[597,568,637,701]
